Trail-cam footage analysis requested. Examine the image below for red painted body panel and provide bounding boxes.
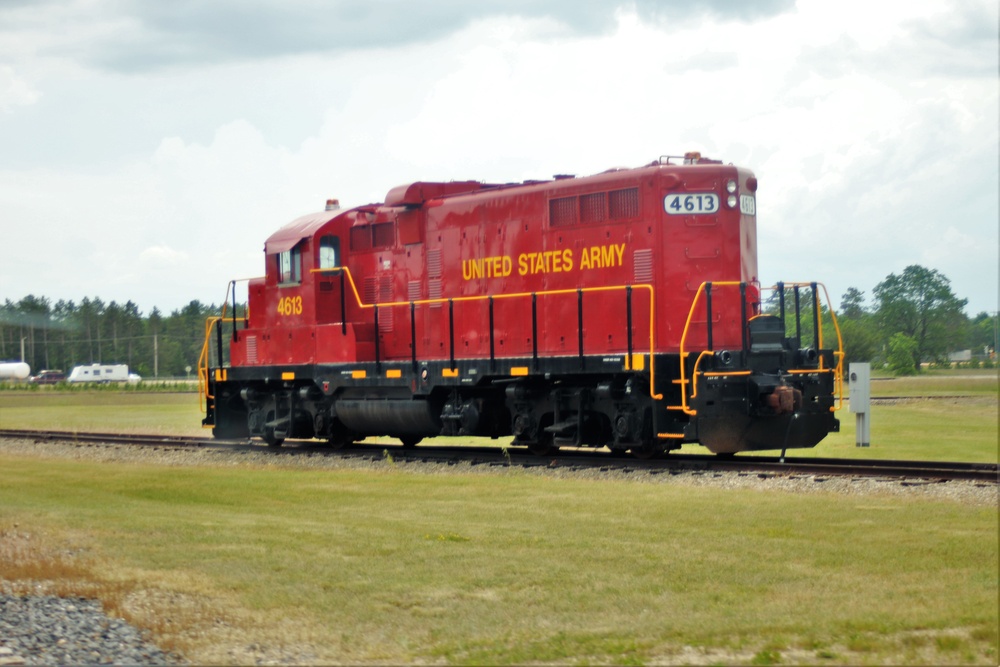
[230,160,759,369]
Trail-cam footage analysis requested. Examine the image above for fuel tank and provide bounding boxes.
[335,398,441,437]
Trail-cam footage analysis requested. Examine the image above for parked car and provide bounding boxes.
[30,370,66,384]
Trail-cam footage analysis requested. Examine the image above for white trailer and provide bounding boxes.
[68,363,134,383]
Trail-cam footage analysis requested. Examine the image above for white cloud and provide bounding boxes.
[0,66,40,111]
[0,0,996,316]
[138,245,190,266]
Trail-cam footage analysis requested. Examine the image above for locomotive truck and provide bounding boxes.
[199,153,843,456]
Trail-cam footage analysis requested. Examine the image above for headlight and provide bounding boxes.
[727,194,738,208]
[726,179,737,193]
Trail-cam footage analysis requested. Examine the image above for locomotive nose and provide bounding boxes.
[695,375,838,454]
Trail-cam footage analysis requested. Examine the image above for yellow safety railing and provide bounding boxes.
[198,279,251,420]
[312,266,664,400]
[197,316,223,417]
[674,281,844,417]
[199,270,845,434]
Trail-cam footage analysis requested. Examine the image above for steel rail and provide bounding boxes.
[1,429,995,484]
[0,429,235,449]
[702,455,998,483]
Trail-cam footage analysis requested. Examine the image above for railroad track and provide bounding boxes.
[1,429,996,484]
[0,429,243,450]
[868,395,984,402]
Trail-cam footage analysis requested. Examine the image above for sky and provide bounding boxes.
[1,0,997,317]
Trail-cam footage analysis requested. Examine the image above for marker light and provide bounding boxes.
[726,179,738,193]
[727,194,738,208]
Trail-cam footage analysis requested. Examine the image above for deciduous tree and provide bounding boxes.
[873,265,967,371]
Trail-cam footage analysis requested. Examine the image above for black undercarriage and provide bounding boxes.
[204,321,839,456]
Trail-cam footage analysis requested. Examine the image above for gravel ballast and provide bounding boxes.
[0,594,180,666]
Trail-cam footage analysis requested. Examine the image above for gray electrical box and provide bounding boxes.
[848,362,871,447]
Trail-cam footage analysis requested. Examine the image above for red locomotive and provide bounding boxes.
[199,153,843,455]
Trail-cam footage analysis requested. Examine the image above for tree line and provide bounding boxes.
[834,265,996,374]
[766,265,996,375]
[1,264,996,379]
[0,297,227,379]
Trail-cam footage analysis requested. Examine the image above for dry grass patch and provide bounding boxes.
[0,525,340,664]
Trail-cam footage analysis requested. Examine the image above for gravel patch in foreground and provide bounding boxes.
[0,594,182,666]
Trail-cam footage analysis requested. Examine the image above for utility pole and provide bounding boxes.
[993,311,998,360]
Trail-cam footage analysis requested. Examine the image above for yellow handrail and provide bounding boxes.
[313,266,663,399]
[815,282,845,410]
[676,281,743,415]
[676,281,844,416]
[197,316,223,414]
[198,279,254,417]
[200,270,845,423]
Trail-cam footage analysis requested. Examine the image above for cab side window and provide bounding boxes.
[278,245,302,284]
[319,235,340,269]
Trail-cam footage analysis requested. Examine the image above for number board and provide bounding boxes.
[663,193,719,215]
[277,295,303,316]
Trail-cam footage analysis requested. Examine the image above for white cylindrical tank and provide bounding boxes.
[0,362,31,380]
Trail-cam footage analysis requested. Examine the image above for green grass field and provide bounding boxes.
[0,391,206,435]
[0,371,996,664]
[1,454,996,665]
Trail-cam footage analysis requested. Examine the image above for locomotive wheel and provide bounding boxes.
[212,425,245,440]
[264,428,284,448]
[629,445,658,459]
[527,442,553,455]
[400,436,421,449]
[526,434,555,456]
[325,436,351,450]
[325,422,356,450]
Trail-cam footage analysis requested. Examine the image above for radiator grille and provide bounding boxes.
[549,187,639,228]
[372,222,394,249]
[580,192,606,224]
[609,187,639,219]
[549,196,577,227]
[350,225,371,252]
